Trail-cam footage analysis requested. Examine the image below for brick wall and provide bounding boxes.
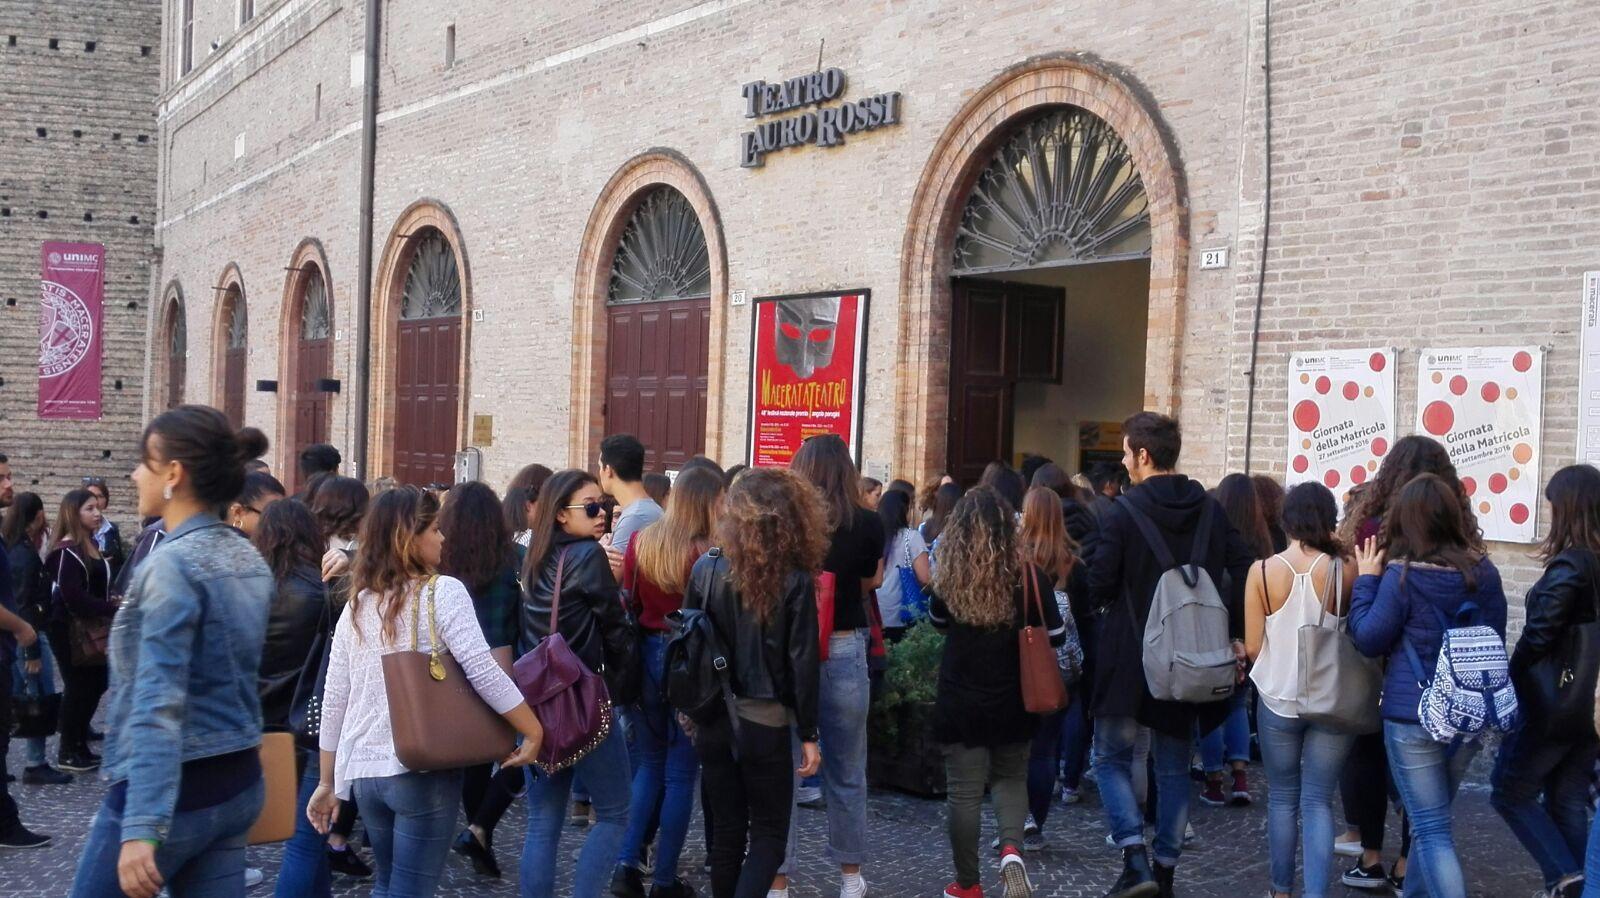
[0,0,160,524]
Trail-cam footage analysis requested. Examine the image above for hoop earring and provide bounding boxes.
[163,484,173,501]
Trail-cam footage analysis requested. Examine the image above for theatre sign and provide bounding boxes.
[739,67,903,168]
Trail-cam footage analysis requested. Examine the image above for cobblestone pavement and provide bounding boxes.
[4,737,1541,898]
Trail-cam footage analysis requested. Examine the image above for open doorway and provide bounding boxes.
[944,105,1154,483]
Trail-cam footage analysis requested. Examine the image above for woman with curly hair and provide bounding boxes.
[930,487,1064,898]
[683,468,823,898]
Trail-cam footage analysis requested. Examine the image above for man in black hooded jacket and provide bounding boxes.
[1086,412,1253,898]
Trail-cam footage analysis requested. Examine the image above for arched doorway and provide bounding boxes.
[570,152,730,472]
[279,241,334,491]
[896,55,1188,485]
[159,286,188,411]
[214,270,248,428]
[603,186,712,472]
[396,227,463,485]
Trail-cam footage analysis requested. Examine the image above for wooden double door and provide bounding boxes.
[394,313,462,486]
[946,278,1064,486]
[605,297,710,472]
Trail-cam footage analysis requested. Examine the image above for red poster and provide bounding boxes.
[748,291,868,467]
[39,242,105,420]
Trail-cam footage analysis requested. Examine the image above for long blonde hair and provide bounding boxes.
[932,487,1018,628]
[633,468,723,595]
[350,486,437,643]
[1017,487,1076,585]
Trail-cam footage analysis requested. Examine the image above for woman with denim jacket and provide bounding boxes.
[1492,465,1600,898]
[68,407,275,898]
[1349,473,1508,898]
[306,485,543,897]
[516,469,639,898]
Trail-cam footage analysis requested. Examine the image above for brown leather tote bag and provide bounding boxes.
[1019,565,1069,714]
[382,576,517,771]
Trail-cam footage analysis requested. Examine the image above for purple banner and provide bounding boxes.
[39,242,105,420]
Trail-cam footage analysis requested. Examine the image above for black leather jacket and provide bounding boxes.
[520,534,637,696]
[1511,548,1600,676]
[258,564,328,729]
[682,549,820,742]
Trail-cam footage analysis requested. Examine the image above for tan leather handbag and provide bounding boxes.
[246,732,297,844]
[382,576,517,771]
[1019,565,1069,714]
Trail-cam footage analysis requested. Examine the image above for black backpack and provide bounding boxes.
[664,551,740,729]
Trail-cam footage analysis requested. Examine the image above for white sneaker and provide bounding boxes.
[840,872,868,898]
[998,850,1033,898]
[1183,822,1196,845]
[1334,838,1363,857]
[244,868,264,888]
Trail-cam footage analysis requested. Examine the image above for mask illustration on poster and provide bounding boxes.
[775,296,841,379]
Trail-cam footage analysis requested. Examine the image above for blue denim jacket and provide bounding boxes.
[101,512,273,843]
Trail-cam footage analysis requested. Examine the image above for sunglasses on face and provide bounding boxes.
[564,500,605,519]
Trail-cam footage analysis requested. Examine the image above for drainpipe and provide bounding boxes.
[1242,0,1273,473]
[352,0,381,480]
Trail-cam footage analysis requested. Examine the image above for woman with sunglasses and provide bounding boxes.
[518,469,639,898]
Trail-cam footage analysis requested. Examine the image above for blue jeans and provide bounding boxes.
[1095,716,1192,866]
[619,634,700,887]
[1384,721,1481,898]
[1490,725,1593,887]
[821,630,870,866]
[1585,812,1600,898]
[274,754,332,898]
[1200,689,1252,772]
[353,769,462,898]
[70,778,264,897]
[522,727,631,898]
[1257,701,1355,898]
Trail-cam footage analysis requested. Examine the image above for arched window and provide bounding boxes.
[952,106,1151,276]
[221,285,247,427]
[401,230,462,319]
[164,297,187,410]
[607,187,711,304]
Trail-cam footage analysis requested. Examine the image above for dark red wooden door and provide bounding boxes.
[166,315,185,410]
[946,279,1063,486]
[605,297,710,472]
[223,344,246,428]
[395,314,461,486]
[291,335,331,493]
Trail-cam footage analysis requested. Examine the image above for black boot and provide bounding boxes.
[1103,846,1159,898]
[1152,861,1175,898]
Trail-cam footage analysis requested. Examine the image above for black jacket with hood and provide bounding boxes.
[681,548,820,742]
[1085,474,1253,738]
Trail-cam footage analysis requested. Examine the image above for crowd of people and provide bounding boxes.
[0,407,1598,898]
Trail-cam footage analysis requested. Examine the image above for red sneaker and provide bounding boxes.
[1230,769,1252,805]
[998,847,1033,898]
[1199,779,1227,807]
[943,882,983,898]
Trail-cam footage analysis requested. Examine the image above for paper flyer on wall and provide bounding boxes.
[1579,271,1600,466]
[1285,349,1396,509]
[1416,347,1544,543]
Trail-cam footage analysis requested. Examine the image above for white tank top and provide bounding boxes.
[1250,553,1343,719]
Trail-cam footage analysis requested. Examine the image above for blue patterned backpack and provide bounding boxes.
[1403,600,1518,743]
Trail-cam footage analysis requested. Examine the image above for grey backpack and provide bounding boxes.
[1119,498,1237,704]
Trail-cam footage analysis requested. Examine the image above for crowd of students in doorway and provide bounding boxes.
[1,407,1599,898]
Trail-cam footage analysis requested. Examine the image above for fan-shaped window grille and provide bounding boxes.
[225,288,247,349]
[607,187,711,304]
[401,229,462,320]
[952,106,1151,275]
[301,269,331,340]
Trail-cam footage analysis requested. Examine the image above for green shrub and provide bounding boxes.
[869,619,943,745]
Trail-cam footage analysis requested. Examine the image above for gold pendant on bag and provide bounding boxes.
[430,654,447,681]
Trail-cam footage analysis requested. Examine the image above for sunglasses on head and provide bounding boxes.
[82,477,106,487]
[564,500,605,519]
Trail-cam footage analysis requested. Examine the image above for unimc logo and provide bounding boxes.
[47,251,62,266]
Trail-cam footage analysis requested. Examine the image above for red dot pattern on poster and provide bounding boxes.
[1422,400,1454,436]
[1343,382,1359,401]
[1370,353,1386,372]
[1481,382,1500,402]
[1510,504,1530,525]
[1462,476,1476,497]
[1350,465,1367,485]
[1449,375,1468,396]
[1489,473,1508,494]
[1513,351,1533,372]
[1324,469,1341,488]
[1292,455,1309,474]
[1373,437,1389,456]
[1293,400,1320,432]
[1513,443,1533,464]
[1315,376,1331,395]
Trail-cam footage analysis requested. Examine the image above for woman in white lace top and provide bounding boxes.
[307,486,543,897]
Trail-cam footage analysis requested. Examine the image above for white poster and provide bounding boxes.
[1285,349,1397,508]
[1579,271,1600,465]
[1416,347,1544,543]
